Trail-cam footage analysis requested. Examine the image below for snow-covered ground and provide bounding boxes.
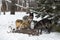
[0,12,60,40]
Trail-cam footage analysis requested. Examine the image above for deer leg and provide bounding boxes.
[36,29,40,35]
[40,28,42,34]
[38,29,39,34]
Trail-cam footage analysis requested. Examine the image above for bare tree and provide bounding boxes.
[1,0,7,15]
[10,0,17,15]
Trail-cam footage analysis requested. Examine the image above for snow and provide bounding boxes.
[33,14,42,21]
[6,0,28,9]
[6,0,11,3]
[0,12,60,40]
